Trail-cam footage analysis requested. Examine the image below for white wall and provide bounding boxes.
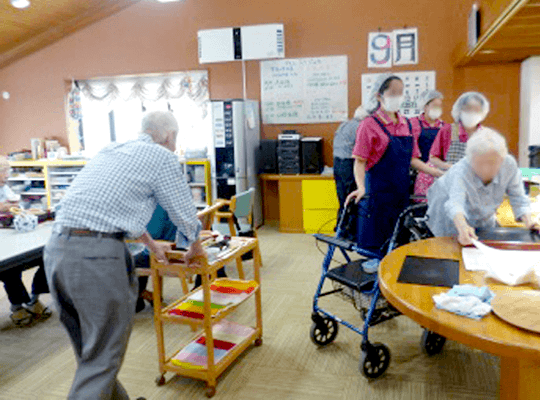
[519,57,540,167]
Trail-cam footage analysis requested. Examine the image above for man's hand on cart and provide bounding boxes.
[153,242,174,264]
[184,239,207,267]
[346,186,366,205]
[139,232,173,264]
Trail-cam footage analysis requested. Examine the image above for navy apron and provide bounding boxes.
[417,119,440,163]
[357,117,413,255]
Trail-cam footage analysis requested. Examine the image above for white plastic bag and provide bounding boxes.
[472,239,540,286]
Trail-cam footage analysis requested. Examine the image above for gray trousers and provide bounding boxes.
[43,231,138,400]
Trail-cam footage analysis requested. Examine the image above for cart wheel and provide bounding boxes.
[421,330,446,356]
[310,317,339,346]
[205,386,216,398]
[254,337,263,346]
[155,374,166,386]
[360,343,391,379]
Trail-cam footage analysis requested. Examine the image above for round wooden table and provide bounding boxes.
[379,237,540,400]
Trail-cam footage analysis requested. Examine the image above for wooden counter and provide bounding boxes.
[259,173,337,233]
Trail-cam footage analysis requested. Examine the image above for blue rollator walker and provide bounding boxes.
[310,199,446,379]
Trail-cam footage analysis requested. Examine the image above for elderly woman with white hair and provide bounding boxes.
[0,156,21,212]
[426,127,538,245]
[0,156,51,326]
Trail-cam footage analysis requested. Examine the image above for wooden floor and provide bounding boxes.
[0,227,499,399]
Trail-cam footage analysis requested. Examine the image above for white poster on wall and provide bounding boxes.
[361,71,436,117]
[260,55,348,124]
[393,28,419,66]
[367,32,393,68]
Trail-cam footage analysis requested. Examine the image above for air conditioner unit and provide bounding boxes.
[198,23,284,64]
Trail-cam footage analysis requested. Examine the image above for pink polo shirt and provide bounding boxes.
[430,122,478,161]
[352,108,421,171]
[409,113,446,140]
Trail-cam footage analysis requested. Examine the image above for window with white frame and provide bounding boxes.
[69,71,211,158]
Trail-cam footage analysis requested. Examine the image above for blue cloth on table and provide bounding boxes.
[432,284,495,320]
[446,284,495,302]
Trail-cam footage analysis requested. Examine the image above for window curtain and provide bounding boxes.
[69,71,212,158]
[70,71,209,118]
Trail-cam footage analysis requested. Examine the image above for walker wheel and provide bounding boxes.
[254,337,263,347]
[310,317,339,346]
[421,329,446,356]
[205,386,216,398]
[360,343,391,379]
[155,375,166,386]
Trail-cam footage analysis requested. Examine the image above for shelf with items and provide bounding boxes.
[48,172,80,176]
[151,236,262,398]
[8,177,45,182]
[7,163,49,211]
[161,278,259,325]
[164,320,259,378]
[8,160,86,209]
[45,162,86,208]
[180,159,212,208]
[20,191,47,196]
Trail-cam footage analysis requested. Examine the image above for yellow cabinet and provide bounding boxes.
[180,159,212,209]
[303,209,339,234]
[302,180,339,234]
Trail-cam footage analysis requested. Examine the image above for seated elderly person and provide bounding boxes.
[131,204,177,312]
[426,127,538,245]
[0,156,51,326]
[133,204,227,313]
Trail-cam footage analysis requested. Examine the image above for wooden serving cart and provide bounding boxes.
[150,236,263,398]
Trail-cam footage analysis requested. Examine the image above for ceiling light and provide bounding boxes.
[11,0,30,9]
[2,92,10,100]
[479,49,497,54]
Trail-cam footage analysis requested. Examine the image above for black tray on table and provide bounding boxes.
[476,227,540,243]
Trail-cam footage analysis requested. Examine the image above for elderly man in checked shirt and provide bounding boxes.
[44,111,205,400]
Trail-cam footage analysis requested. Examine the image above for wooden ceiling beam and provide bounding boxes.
[455,0,530,67]
[0,0,141,70]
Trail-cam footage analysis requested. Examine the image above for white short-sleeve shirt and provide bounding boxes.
[0,184,21,203]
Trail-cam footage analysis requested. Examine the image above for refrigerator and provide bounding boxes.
[211,99,262,227]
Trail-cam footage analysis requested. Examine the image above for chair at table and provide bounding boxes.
[213,188,257,238]
[213,188,259,280]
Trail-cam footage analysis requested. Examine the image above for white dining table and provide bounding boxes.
[0,222,53,273]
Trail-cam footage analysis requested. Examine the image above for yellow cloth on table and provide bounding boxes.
[496,199,525,228]
[496,197,540,228]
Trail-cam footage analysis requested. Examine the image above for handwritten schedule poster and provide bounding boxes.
[260,55,348,124]
[361,71,436,117]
